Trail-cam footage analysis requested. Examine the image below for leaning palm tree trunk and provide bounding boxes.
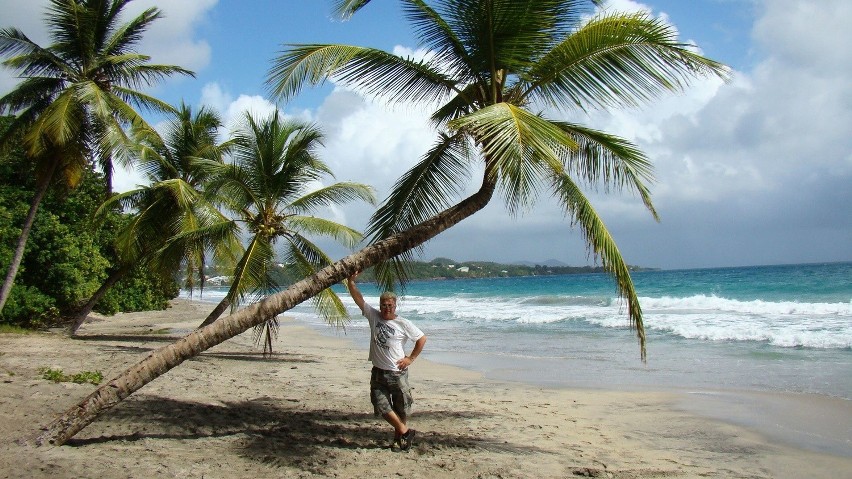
[0,164,57,312]
[35,178,497,446]
[68,265,133,335]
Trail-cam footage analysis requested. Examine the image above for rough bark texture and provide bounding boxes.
[35,179,496,446]
[0,165,55,312]
[68,266,131,335]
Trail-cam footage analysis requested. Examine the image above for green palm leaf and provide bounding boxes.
[368,131,472,240]
[282,235,349,328]
[287,215,364,249]
[449,103,573,212]
[289,182,376,214]
[333,0,374,19]
[525,11,730,110]
[267,44,454,106]
[553,122,658,219]
[551,171,645,359]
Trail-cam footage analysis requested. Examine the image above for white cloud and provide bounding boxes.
[582,0,852,267]
[0,0,214,95]
[315,87,436,191]
[120,0,217,73]
[753,0,852,74]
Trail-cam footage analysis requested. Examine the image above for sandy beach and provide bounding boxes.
[0,298,849,479]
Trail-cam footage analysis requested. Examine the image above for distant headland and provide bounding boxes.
[348,257,658,282]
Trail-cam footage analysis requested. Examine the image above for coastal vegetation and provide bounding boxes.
[0,116,179,329]
[39,367,103,385]
[65,103,239,335]
[355,258,655,281]
[0,0,729,445]
[0,0,192,313]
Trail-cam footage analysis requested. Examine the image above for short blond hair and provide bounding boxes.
[379,291,397,302]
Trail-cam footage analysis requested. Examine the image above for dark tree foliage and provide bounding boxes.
[0,117,178,328]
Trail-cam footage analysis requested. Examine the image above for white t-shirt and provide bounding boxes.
[363,305,424,372]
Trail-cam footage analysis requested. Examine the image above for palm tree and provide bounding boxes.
[0,0,193,312]
[34,0,729,446]
[197,110,377,355]
[66,103,240,335]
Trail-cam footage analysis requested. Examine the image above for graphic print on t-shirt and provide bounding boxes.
[375,321,394,349]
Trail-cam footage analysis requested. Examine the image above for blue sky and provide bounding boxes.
[1,0,850,270]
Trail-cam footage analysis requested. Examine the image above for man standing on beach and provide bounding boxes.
[346,272,426,451]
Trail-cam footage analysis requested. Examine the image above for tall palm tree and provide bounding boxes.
[66,103,240,335]
[34,0,729,446]
[197,110,377,355]
[269,0,731,350]
[0,0,193,312]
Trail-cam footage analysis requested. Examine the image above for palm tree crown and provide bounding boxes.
[67,104,240,334]
[269,0,731,359]
[109,103,239,289]
[0,0,193,189]
[205,110,377,353]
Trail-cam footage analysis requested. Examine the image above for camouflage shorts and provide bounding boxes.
[370,367,413,418]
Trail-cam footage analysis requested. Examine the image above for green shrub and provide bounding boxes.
[38,367,103,385]
[0,285,58,328]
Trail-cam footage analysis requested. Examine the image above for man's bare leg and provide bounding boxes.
[383,411,409,441]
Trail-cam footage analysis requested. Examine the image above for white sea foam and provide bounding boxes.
[181,289,852,349]
[399,293,852,349]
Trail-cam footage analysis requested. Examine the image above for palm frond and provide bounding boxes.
[24,87,85,155]
[289,182,377,214]
[365,130,472,290]
[153,217,241,278]
[525,11,731,111]
[111,85,181,114]
[429,82,486,126]
[102,6,162,57]
[367,131,471,241]
[551,172,646,360]
[0,27,42,57]
[267,44,455,106]
[281,235,350,330]
[430,0,576,76]
[286,216,364,249]
[448,102,574,213]
[225,234,276,311]
[554,121,658,219]
[333,0,374,19]
[0,77,62,116]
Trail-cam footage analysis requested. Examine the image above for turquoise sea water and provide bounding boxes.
[190,262,852,400]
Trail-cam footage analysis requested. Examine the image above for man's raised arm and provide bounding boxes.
[346,272,367,314]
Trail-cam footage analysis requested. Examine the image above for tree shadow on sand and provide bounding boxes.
[73,334,182,343]
[71,334,321,363]
[66,394,545,473]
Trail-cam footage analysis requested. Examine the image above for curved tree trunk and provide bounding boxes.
[68,265,132,335]
[0,164,57,312]
[197,296,231,328]
[35,178,497,446]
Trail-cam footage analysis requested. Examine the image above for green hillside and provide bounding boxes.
[349,258,656,282]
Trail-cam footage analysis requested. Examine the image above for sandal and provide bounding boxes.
[399,429,416,451]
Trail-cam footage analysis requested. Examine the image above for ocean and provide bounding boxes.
[189,261,852,400]
[184,261,852,456]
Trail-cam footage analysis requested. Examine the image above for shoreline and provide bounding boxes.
[307,321,852,459]
[0,298,849,478]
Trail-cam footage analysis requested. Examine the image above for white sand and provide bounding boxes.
[0,298,849,478]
